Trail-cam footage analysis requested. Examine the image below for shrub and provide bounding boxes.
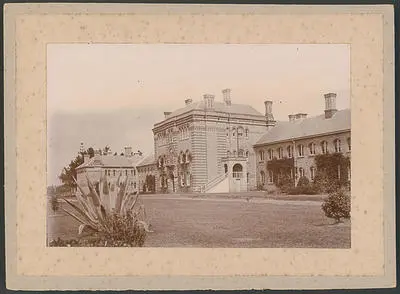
[61,173,152,247]
[287,176,318,195]
[50,195,60,214]
[321,187,351,223]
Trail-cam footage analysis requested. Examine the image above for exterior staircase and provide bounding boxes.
[203,173,229,193]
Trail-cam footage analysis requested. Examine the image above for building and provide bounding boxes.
[136,153,157,193]
[152,89,275,193]
[75,147,143,196]
[253,93,351,190]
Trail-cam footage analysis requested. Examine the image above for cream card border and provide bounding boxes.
[4,3,395,290]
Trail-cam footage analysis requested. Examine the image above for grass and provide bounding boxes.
[47,194,350,248]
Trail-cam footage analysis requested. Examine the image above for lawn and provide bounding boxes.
[47,194,350,248]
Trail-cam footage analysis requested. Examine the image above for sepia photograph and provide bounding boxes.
[47,44,351,248]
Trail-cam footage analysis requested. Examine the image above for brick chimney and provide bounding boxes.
[83,153,90,163]
[185,99,192,106]
[124,146,132,157]
[203,94,215,109]
[324,93,337,119]
[222,88,231,106]
[164,111,172,119]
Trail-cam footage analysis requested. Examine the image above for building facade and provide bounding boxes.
[152,89,275,193]
[253,93,351,190]
[75,147,143,196]
[136,153,157,193]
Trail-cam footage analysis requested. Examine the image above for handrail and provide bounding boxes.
[204,173,228,192]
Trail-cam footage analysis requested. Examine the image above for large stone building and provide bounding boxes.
[152,89,275,193]
[75,147,143,196]
[253,93,351,190]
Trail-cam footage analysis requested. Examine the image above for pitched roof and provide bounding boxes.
[255,109,351,146]
[136,153,155,167]
[165,100,264,119]
[76,154,144,169]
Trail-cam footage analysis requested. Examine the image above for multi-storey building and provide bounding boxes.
[152,89,275,193]
[253,93,351,189]
[75,147,143,196]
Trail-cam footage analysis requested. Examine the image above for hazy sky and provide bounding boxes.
[47,44,350,185]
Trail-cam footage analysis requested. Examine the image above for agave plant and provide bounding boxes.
[62,172,153,240]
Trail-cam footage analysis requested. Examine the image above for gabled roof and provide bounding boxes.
[76,154,144,169]
[164,100,264,119]
[136,153,156,167]
[255,109,351,146]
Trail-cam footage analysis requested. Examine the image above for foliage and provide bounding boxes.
[50,195,60,214]
[314,153,350,193]
[321,187,351,223]
[61,173,152,247]
[287,176,318,195]
[145,175,156,192]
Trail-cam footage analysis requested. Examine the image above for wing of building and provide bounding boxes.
[254,93,351,190]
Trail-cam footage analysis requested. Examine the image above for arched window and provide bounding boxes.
[297,145,304,157]
[245,128,249,137]
[347,137,351,151]
[321,141,328,154]
[232,128,236,137]
[268,170,274,183]
[277,147,283,159]
[232,164,243,178]
[233,150,237,157]
[268,149,274,160]
[309,142,316,155]
[238,149,244,157]
[245,151,249,157]
[310,167,316,181]
[334,139,342,153]
[287,145,293,158]
[299,167,305,177]
[260,171,266,184]
[237,127,244,137]
[227,150,231,157]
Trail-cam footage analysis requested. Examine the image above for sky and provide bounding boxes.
[47,44,350,185]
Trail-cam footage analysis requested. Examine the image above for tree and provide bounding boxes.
[58,147,94,190]
[321,187,351,223]
[50,194,60,214]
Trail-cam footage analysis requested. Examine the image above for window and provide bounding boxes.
[104,170,107,175]
[186,172,191,186]
[232,128,236,137]
[226,127,229,137]
[238,149,244,157]
[334,139,342,153]
[287,145,293,158]
[125,170,128,176]
[237,127,243,137]
[309,142,316,155]
[268,170,274,183]
[297,144,304,157]
[299,167,305,177]
[180,174,185,187]
[321,141,328,154]
[259,150,265,161]
[245,151,249,157]
[113,170,116,176]
[268,149,274,160]
[348,165,351,181]
[108,170,111,176]
[310,167,316,181]
[233,150,237,157]
[131,170,134,175]
[347,137,351,151]
[227,150,231,157]
[245,128,249,137]
[260,171,266,185]
[277,147,283,159]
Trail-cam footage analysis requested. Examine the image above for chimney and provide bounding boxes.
[164,111,172,119]
[295,113,307,120]
[203,94,215,109]
[185,98,193,106]
[264,100,276,129]
[324,93,337,119]
[124,146,132,157]
[83,153,90,163]
[288,114,296,122]
[222,88,231,106]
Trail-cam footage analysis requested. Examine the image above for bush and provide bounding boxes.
[297,176,310,187]
[321,188,351,223]
[287,176,318,195]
